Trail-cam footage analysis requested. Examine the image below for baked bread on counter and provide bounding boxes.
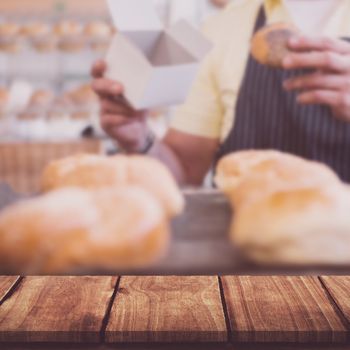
[41,154,184,218]
[0,186,169,274]
[216,150,350,265]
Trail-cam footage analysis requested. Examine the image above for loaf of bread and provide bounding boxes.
[0,22,22,53]
[21,22,50,38]
[251,22,298,68]
[233,184,350,265]
[21,22,55,52]
[216,150,339,205]
[54,20,84,52]
[41,154,184,218]
[0,187,169,274]
[216,150,350,265]
[84,21,112,39]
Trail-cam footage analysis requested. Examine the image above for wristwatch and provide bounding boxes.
[138,130,156,154]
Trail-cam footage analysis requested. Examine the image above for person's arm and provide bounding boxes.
[149,130,219,186]
[283,36,350,120]
[91,59,221,186]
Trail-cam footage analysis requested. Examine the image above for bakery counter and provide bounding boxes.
[1,186,350,276]
[0,276,349,349]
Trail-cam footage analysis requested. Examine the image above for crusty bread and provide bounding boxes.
[0,22,20,37]
[54,20,82,37]
[20,22,50,38]
[216,150,350,265]
[0,187,169,274]
[216,150,339,203]
[233,184,350,265]
[84,21,112,38]
[251,22,298,68]
[54,20,84,52]
[41,154,184,218]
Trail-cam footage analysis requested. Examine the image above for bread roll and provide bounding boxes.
[41,154,184,218]
[251,22,298,68]
[216,150,350,265]
[54,20,84,52]
[0,22,20,37]
[0,187,169,274]
[54,20,82,37]
[28,89,54,108]
[21,22,50,38]
[68,84,98,105]
[21,22,56,52]
[232,184,350,265]
[84,21,112,38]
[216,150,339,204]
[18,89,55,120]
[0,22,21,53]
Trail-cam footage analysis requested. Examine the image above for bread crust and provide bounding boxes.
[41,154,184,218]
[251,22,298,68]
[216,150,350,265]
[0,187,169,274]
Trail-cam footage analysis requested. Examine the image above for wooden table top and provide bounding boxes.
[0,276,349,350]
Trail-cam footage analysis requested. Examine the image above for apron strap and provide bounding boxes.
[253,6,267,33]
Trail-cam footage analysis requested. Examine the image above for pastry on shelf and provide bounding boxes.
[21,22,56,52]
[0,22,22,53]
[68,84,99,120]
[29,89,55,108]
[216,150,350,266]
[0,186,170,274]
[18,89,55,120]
[54,20,84,52]
[84,21,113,52]
[41,154,184,218]
[47,94,72,121]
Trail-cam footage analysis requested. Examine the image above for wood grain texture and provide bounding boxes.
[222,276,348,343]
[105,276,228,343]
[0,276,117,343]
[4,344,350,350]
[0,277,21,304]
[320,277,350,327]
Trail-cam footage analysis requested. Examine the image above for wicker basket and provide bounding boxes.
[0,140,102,194]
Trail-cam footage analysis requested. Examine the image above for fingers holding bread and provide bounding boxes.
[251,22,299,68]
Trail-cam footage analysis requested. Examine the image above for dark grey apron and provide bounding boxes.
[216,6,350,181]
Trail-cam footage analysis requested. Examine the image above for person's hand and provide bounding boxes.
[91,60,151,152]
[283,36,350,121]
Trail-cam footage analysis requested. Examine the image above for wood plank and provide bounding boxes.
[105,276,228,343]
[222,276,348,343]
[3,343,350,350]
[0,277,21,304]
[320,277,350,326]
[0,276,117,343]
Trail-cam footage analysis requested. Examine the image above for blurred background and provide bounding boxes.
[0,0,232,192]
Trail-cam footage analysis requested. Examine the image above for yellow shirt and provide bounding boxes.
[170,0,350,142]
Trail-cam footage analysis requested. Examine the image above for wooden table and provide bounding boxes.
[0,276,349,349]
